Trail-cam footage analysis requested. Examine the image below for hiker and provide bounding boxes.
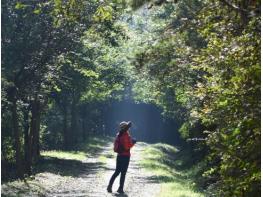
[107,121,136,194]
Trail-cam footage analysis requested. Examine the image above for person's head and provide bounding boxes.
[119,121,132,133]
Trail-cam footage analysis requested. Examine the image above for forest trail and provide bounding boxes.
[2,142,161,197]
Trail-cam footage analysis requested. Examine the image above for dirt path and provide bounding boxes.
[2,142,160,197]
[100,142,161,197]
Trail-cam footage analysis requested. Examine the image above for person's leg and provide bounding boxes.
[108,169,121,187]
[118,156,130,193]
[107,156,122,192]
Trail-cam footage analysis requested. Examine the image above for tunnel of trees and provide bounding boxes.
[1,0,260,196]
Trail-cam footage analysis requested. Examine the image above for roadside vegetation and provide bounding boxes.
[2,135,111,183]
[140,143,205,197]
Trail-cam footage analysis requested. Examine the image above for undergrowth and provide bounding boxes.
[140,143,205,197]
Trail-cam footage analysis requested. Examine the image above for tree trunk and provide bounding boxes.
[11,99,23,177]
[70,99,78,145]
[30,97,41,163]
[81,105,87,141]
[63,106,69,149]
[23,108,31,174]
[35,100,41,157]
[28,102,35,167]
[82,118,87,141]
[240,0,249,27]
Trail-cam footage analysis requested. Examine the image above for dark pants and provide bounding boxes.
[108,155,130,190]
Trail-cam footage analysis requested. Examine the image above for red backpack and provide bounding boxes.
[114,135,123,153]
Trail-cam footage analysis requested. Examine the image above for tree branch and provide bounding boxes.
[220,0,249,13]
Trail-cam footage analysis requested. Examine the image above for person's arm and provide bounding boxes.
[122,135,134,151]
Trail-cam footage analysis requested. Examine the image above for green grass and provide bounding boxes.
[140,143,204,197]
[98,155,108,164]
[159,183,203,197]
[41,150,87,161]
[2,134,113,196]
[41,134,113,161]
[73,135,113,153]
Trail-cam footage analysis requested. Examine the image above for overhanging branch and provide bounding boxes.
[220,0,249,13]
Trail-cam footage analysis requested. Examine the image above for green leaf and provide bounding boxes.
[33,9,41,14]
[15,2,27,9]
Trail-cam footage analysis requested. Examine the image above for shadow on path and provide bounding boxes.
[34,156,106,178]
[112,193,129,197]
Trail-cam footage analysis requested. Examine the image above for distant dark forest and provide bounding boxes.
[104,100,182,145]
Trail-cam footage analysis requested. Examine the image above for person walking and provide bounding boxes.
[107,121,136,194]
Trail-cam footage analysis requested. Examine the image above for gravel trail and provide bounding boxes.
[2,142,160,197]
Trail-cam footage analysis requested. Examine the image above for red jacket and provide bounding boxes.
[118,131,134,156]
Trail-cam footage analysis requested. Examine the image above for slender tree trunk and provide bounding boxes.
[36,111,41,157]
[23,108,31,174]
[82,118,87,141]
[32,98,41,162]
[28,102,35,167]
[81,105,87,141]
[70,99,77,145]
[240,0,249,27]
[63,106,69,149]
[2,156,7,180]
[11,99,23,177]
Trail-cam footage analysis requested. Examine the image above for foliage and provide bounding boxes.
[129,0,260,196]
[2,0,128,178]
[140,143,204,197]
[2,0,260,196]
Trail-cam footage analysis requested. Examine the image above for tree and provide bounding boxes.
[2,0,125,176]
[129,0,260,195]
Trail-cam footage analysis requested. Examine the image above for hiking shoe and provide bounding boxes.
[107,186,112,193]
[117,188,124,193]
